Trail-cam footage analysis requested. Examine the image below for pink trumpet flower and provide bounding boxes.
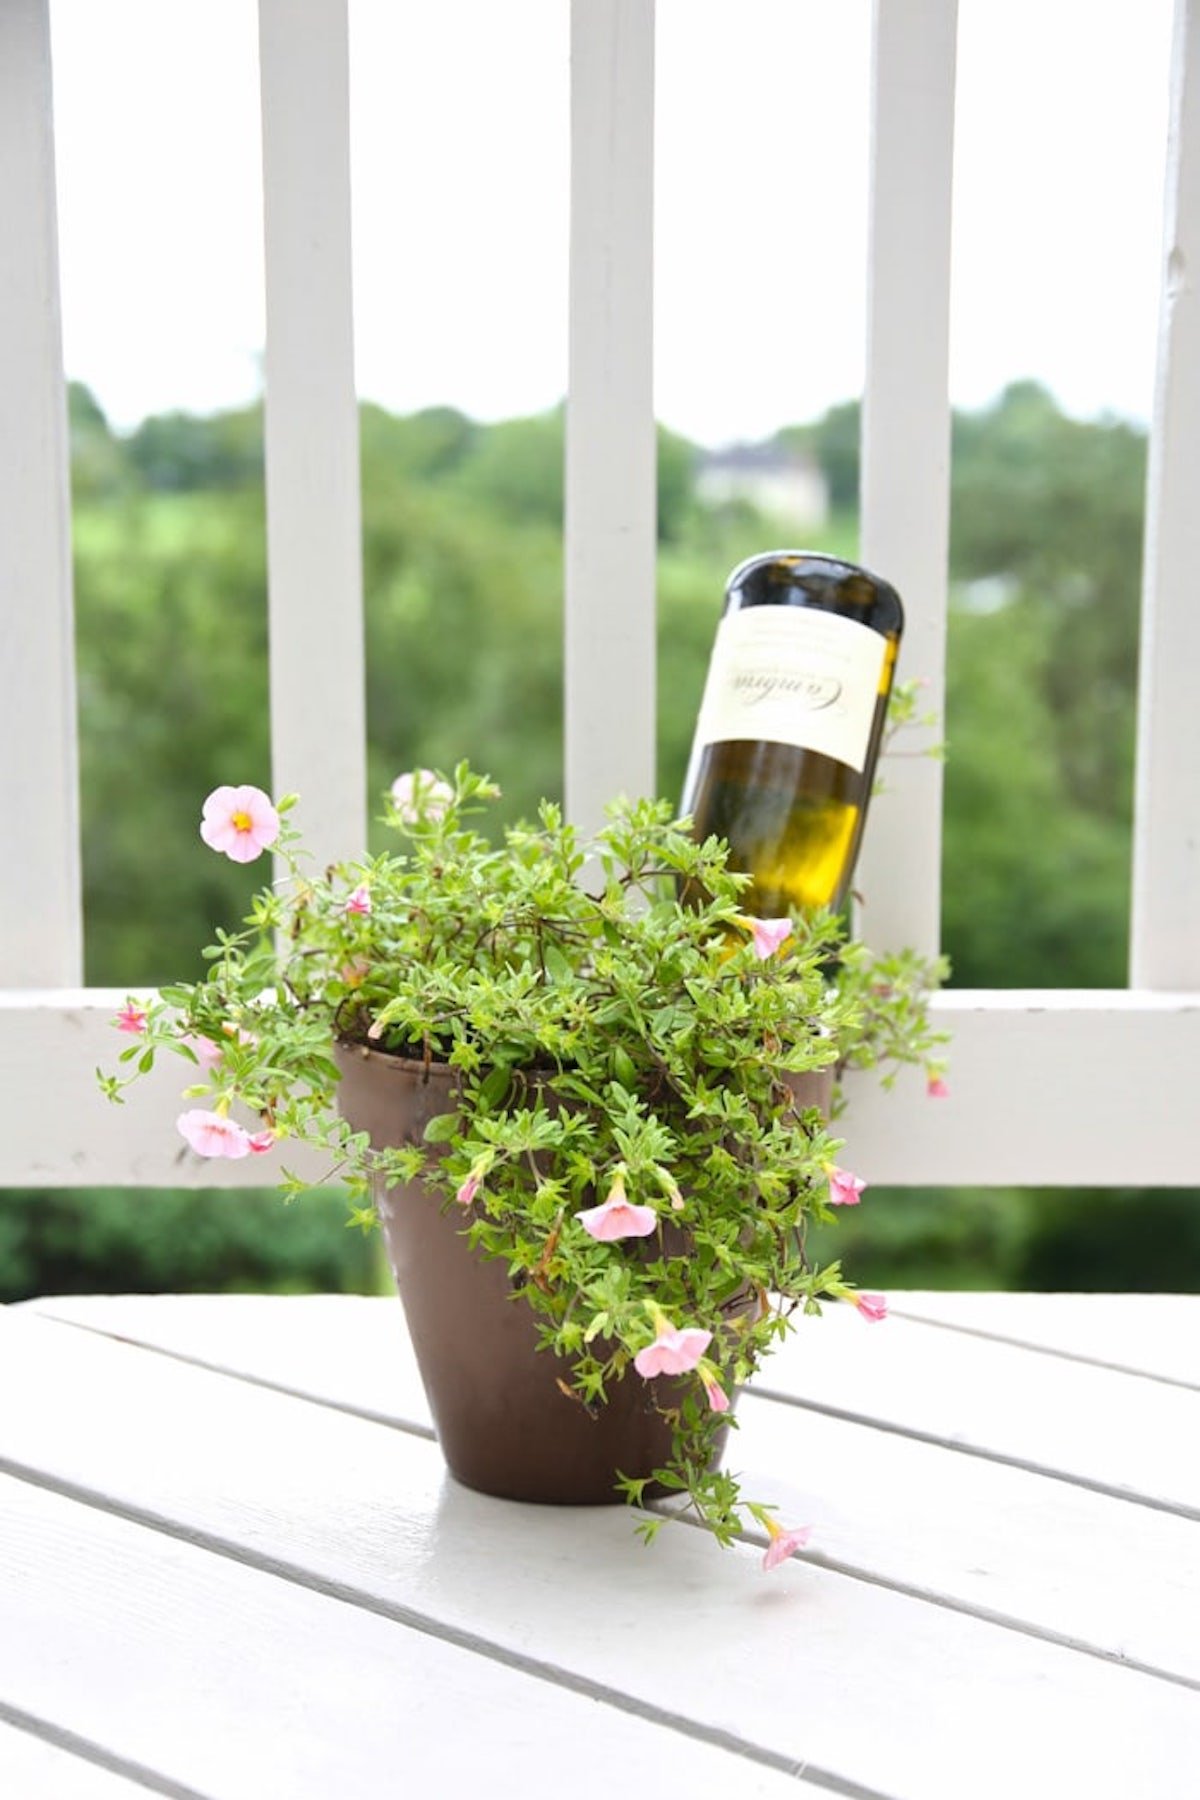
[181,1033,223,1069]
[701,1372,730,1414]
[854,1292,888,1322]
[634,1322,713,1379]
[345,885,372,916]
[246,1130,275,1155]
[577,1169,657,1241]
[176,1110,253,1159]
[199,785,280,864]
[926,1075,950,1099]
[114,1002,148,1035]
[826,1165,866,1207]
[761,1517,813,1572]
[742,916,793,961]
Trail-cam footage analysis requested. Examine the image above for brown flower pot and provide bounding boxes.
[334,1042,831,1505]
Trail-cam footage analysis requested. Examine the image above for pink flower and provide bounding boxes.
[743,916,792,961]
[577,1170,657,1241]
[456,1171,482,1208]
[634,1321,713,1379]
[701,1372,730,1413]
[246,1130,275,1155]
[854,1292,888,1322]
[199,785,280,864]
[176,1110,252,1159]
[390,770,454,824]
[926,1075,949,1099]
[114,1002,148,1035]
[181,1033,223,1069]
[762,1518,813,1572]
[345,885,372,917]
[827,1165,866,1207]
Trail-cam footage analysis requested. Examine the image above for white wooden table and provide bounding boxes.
[3,1293,1197,1798]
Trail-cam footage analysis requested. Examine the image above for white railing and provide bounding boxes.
[3,0,1199,1189]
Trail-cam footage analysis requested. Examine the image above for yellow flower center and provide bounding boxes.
[231,809,253,832]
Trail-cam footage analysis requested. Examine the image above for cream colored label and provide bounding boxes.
[695,607,887,772]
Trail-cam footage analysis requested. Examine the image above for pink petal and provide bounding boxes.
[762,1524,812,1571]
[827,1166,866,1206]
[747,916,792,960]
[456,1172,481,1208]
[577,1198,658,1241]
[198,784,280,863]
[181,1033,223,1069]
[246,1130,275,1155]
[702,1374,730,1413]
[114,1003,148,1035]
[855,1292,888,1322]
[634,1326,713,1378]
[176,1110,251,1159]
[926,1076,950,1099]
[345,885,373,916]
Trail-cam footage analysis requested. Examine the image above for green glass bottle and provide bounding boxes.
[680,550,904,915]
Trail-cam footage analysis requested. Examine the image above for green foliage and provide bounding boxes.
[102,769,940,1547]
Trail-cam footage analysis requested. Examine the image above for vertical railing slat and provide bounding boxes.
[0,0,82,987]
[564,0,657,834]
[1131,0,1200,990]
[857,0,958,959]
[258,0,366,868]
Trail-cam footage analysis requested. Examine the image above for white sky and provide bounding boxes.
[49,0,1175,448]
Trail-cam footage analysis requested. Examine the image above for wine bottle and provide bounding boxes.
[680,550,904,916]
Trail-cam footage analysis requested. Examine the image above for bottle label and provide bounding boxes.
[694,607,888,772]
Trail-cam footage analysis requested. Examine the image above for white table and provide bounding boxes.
[3,1293,1198,1798]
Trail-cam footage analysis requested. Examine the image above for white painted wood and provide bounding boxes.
[4,1310,1199,1796]
[259,0,366,869]
[1131,0,1200,988]
[842,986,1200,1184]
[24,1294,1200,1686]
[755,1305,1200,1514]
[0,0,81,987]
[856,0,958,960]
[892,1291,1200,1387]
[3,1475,812,1800]
[6,986,1200,1185]
[0,1723,150,1800]
[564,0,657,834]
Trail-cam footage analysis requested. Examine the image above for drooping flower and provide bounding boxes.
[740,915,792,961]
[390,769,454,824]
[761,1516,813,1572]
[455,1151,494,1209]
[700,1367,730,1413]
[176,1110,253,1159]
[854,1292,888,1322]
[345,885,372,917]
[181,1032,223,1069]
[577,1168,657,1241]
[826,1164,866,1207]
[634,1319,713,1378]
[199,785,280,864]
[114,1002,148,1035]
[926,1074,949,1099]
[246,1129,275,1155]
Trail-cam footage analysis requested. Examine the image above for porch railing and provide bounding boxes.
[2,0,1198,1189]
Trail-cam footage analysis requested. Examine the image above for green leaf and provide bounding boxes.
[422,1112,460,1144]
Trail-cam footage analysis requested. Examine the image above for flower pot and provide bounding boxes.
[334,1042,832,1505]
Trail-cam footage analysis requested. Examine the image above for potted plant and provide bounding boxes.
[102,764,945,1566]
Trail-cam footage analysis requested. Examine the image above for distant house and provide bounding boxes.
[695,443,829,530]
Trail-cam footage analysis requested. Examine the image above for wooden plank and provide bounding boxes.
[258,0,366,870]
[564,0,657,834]
[892,1291,1200,1387]
[1131,0,1200,988]
[754,1305,1200,1515]
[3,1474,812,1800]
[26,1295,1200,1686]
[0,0,81,987]
[856,0,958,958]
[8,986,1200,1187]
[0,1722,156,1800]
[5,1305,1200,1795]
